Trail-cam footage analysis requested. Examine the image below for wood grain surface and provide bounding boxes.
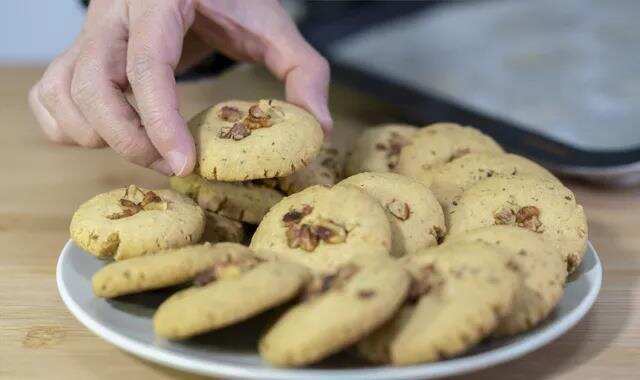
[0,66,638,379]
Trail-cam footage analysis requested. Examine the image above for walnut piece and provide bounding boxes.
[386,199,411,221]
[376,132,411,170]
[219,122,251,140]
[282,204,314,225]
[516,205,543,233]
[217,106,243,122]
[304,264,359,300]
[494,207,516,225]
[193,255,263,287]
[311,219,347,244]
[242,100,284,130]
[107,186,167,220]
[286,224,319,252]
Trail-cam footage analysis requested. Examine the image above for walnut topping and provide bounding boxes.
[286,224,319,252]
[217,106,243,122]
[516,205,543,232]
[283,205,347,251]
[282,204,313,225]
[311,219,347,244]
[304,264,359,300]
[376,132,411,170]
[243,100,284,130]
[107,186,167,220]
[386,199,411,221]
[494,207,516,225]
[219,122,251,140]
[193,255,263,287]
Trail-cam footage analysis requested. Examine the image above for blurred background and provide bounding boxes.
[2,0,639,183]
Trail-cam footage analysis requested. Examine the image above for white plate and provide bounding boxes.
[57,240,602,380]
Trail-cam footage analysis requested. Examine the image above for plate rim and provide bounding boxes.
[57,240,602,380]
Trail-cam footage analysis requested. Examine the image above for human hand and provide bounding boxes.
[29,0,331,176]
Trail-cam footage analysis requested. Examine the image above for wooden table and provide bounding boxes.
[1,66,638,380]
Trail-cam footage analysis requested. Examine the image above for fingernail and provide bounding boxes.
[167,150,188,176]
[150,159,173,176]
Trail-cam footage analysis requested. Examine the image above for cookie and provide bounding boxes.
[170,174,283,224]
[277,142,344,195]
[250,185,392,273]
[395,123,504,180]
[372,241,518,365]
[259,255,410,367]
[337,172,446,256]
[154,260,310,340]
[344,124,417,176]
[445,226,566,335]
[201,211,245,244]
[447,175,588,273]
[420,152,558,214]
[92,242,253,298]
[189,99,324,181]
[70,185,205,260]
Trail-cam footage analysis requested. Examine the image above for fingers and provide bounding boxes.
[195,0,332,133]
[36,45,106,148]
[126,0,196,176]
[70,31,163,169]
[28,84,74,144]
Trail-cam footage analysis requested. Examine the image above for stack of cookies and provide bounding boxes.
[69,100,588,368]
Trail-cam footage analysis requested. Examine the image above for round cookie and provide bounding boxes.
[395,123,504,180]
[359,241,519,365]
[92,242,253,298]
[250,185,392,273]
[154,260,310,340]
[201,211,245,244]
[344,124,417,176]
[170,174,283,224]
[337,172,446,256]
[70,185,205,261]
[189,99,324,181]
[259,255,410,367]
[277,142,344,195]
[421,152,558,213]
[447,175,588,273]
[445,226,566,336]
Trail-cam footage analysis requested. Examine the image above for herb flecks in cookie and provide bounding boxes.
[386,199,411,221]
[304,264,359,300]
[107,185,167,220]
[193,255,263,287]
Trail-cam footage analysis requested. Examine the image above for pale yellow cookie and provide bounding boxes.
[386,241,518,365]
[259,255,409,367]
[70,185,205,260]
[154,260,310,340]
[445,226,566,335]
[170,174,283,224]
[447,175,588,273]
[190,99,323,181]
[344,124,417,176]
[277,142,344,195]
[92,243,253,298]
[421,152,558,218]
[250,185,392,273]
[337,172,445,256]
[395,123,503,180]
